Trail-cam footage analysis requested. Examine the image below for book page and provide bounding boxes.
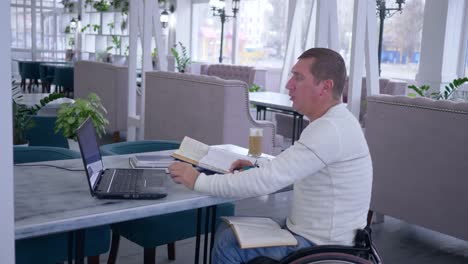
[222,217,298,249]
[199,148,256,174]
[172,137,210,165]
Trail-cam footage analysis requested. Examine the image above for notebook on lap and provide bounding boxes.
[76,117,168,199]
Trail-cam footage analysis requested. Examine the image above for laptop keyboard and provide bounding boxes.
[109,169,143,193]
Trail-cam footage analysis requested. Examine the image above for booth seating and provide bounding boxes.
[144,71,279,155]
[201,63,256,87]
[366,95,468,241]
[74,60,137,140]
[274,77,407,140]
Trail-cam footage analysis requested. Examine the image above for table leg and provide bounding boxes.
[292,114,297,145]
[203,207,211,264]
[256,106,261,120]
[210,205,217,263]
[297,115,304,140]
[75,229,85,264]
[194,208,202,264]
[68,232,73,264]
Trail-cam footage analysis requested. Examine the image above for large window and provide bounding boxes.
[378,0,425,80]
[192,0,288,68]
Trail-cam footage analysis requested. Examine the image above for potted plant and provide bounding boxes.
[12,101,34,146]
[408,77,468,100]
[55,93,109,144]
[170,42,191,73]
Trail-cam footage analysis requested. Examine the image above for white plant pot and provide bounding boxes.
[68,139,80,151]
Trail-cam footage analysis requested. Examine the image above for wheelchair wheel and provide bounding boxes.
[286,252,374,264]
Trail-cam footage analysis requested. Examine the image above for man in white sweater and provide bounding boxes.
[169,48,372,263]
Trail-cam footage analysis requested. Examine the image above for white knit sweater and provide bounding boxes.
[194,104,372,245]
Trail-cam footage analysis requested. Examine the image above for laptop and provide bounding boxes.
[76,117,168,199]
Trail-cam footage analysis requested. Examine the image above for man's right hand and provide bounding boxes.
[229,159,254,172]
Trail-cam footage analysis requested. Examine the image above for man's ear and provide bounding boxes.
[321,79,334,96]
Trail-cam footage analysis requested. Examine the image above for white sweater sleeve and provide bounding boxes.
[194,141,329,198]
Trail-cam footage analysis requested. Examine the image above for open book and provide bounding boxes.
[171,137,256,174]
[221,216,298,249]
[129,154,175,169]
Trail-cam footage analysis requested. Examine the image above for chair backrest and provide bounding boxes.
[21,61,41,79]
[74,60,130,133]
[366,95,468,241]
[25,115,69,148]
[54,66,74,92]
[144,71,276,154]
[100,140,180,156]
[204,64,256,87]
[14,146,80,164]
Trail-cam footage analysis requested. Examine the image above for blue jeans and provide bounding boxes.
[211,221,315,264]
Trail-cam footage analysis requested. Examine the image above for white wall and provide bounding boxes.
[0,0,15,262]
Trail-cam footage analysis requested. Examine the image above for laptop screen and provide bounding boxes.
[76,117,104,190]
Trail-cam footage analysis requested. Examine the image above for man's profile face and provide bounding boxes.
[286,58,323,116]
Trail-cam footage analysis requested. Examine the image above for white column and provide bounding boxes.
[175,0,191,54]
[31,0,37,60]
[279,0,305,93]
[364,0,379,97]
[416,0,465,92]
[151,2,167,71]
[315,0,329,48]
[0,0,15,262]
[347,0,367,118]
[126,0,140,141]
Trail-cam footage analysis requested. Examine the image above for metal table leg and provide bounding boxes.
[203,207,211,264]
[194,208,202,264]
[75,229,85,264]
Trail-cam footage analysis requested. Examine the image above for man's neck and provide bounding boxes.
[305,100,341,122]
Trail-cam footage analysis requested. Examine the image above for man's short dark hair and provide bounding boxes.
[298,48,347,100]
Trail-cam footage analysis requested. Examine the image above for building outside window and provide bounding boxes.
[191,0,288,68]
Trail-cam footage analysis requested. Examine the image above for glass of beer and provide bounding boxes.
[248,128,263,157]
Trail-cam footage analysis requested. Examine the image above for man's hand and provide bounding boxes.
[168,162,200,190]
[229,159,254,172]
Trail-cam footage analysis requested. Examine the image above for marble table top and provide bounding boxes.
[14,150,236,240]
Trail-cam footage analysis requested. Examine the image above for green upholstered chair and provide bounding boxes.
[100,139,181,156]
[24,116,69,149]
[53,66,74,97]
[13,146,111,264]
[100,140,235,264]
[21,61,41,93]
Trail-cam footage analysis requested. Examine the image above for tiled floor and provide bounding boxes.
[101,191,468,264]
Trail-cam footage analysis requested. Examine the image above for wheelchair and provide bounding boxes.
[247,226,382,264]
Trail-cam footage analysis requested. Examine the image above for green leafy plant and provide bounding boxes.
[84,0,94,8]
[28,93,65,115]
[81,24,91,33]
[408,77,468,100]
[55,93,109,140]
[112,0,123,9]
[68,36,75,49]
[170,42,191,73]
[64,25,71,34]
[93,24,101,33]
[151,47,158,58]
[107,22,115,32]
[249,83,261,93]
[61,0,74,12]
[124,45,130,56]
[12,82,34,145]
[121,0,129,15]
[93,0,110,12]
